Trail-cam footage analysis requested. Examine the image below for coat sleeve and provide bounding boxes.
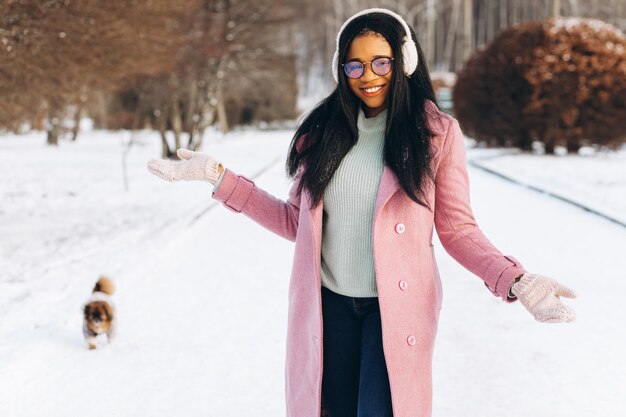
[434,117,527,302]
[210,166,302,242]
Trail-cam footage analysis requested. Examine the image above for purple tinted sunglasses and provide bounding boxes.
[341,57,395,79]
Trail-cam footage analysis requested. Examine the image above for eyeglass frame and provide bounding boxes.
[341,57,395,79]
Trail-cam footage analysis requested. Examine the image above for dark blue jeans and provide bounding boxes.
[321,286,394,417]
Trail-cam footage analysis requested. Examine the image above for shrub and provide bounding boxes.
[453,17,626,154]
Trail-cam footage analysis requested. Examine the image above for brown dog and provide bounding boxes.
[82,276,116,349]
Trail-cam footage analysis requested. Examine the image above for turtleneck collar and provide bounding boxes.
[357,107,388,133]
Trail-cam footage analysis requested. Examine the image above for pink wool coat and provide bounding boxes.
[211,105,527,417]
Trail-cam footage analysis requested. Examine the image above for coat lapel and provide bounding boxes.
[304,165,399,243]
[374,165,401,221]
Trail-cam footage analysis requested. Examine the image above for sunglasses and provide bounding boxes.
[341,57,395,79]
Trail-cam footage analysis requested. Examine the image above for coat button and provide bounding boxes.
[398,280,408,291]
[395,223,405,234]
[407,335,416,346]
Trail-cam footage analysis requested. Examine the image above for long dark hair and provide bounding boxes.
[287,11,439,209]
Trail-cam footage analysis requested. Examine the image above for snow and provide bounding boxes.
[1,127,625,416]
[549,17,626,38]
[430,71,457,86]
[469,146,626,226]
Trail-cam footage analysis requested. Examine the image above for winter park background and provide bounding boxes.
[1,1,626,417]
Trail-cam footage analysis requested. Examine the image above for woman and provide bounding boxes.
[147,8,577,417]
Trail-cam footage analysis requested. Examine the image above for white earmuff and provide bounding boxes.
[332,8,419,83]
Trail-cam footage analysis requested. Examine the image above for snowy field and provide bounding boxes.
[0,127,625,417]
[469,146,626,226]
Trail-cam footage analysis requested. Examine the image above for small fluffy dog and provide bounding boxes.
[82,276,116,349]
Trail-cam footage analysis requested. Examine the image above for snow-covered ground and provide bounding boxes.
[0,127,625,417]
[469,146,626,226]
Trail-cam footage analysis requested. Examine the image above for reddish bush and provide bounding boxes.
[453,17,626,154]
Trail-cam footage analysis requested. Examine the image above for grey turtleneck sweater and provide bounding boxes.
[212,107,387,297]
[320,107,387,297]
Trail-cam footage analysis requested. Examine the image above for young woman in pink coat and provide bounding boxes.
[148,8,577,417]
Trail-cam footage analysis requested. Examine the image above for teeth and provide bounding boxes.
[364,86,382,93]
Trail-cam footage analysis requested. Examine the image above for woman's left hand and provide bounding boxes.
[510,273,577,323]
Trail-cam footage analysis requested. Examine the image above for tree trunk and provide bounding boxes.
[216,83,229,133]
[171,94,183,151]
[185,67,199,133]
[71,106,81,141]
[158,109,173,159]
[500,0,508,28]
[486,0,494,41]
[47,126,60,146]
[443,0,461,71]
[463,0,473,61]
[553,0,561,17]
[426,0,436,66]
[518,134,533,151]
[46,102,62,146]
[191,104,214,151]
[544,129,556,154]
[160,130,173,159]
[97,91,108,129]
[566,137,580,154]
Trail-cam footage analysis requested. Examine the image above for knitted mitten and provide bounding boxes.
[511,273,577,323]
[147,148,223,184]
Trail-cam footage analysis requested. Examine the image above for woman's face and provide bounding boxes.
[345,33,394,118]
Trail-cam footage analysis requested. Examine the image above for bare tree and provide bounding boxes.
[118,0,296,158]
[291,0,626,87]
[3,0,625,142]
[0,0,194,142]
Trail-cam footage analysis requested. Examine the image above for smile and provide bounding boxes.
[360,84,386,96]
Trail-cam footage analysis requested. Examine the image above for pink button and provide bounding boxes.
[407,335,416,346]
[395,223,405,234]
[398,280,408,291]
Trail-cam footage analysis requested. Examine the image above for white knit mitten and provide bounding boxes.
[511,273,577,323]
[147,148,223,184]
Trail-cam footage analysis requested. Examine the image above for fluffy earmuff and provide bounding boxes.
[332,8,419,83]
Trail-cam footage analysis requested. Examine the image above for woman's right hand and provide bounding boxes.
[511,273,577,323]
[147,148,224,184]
